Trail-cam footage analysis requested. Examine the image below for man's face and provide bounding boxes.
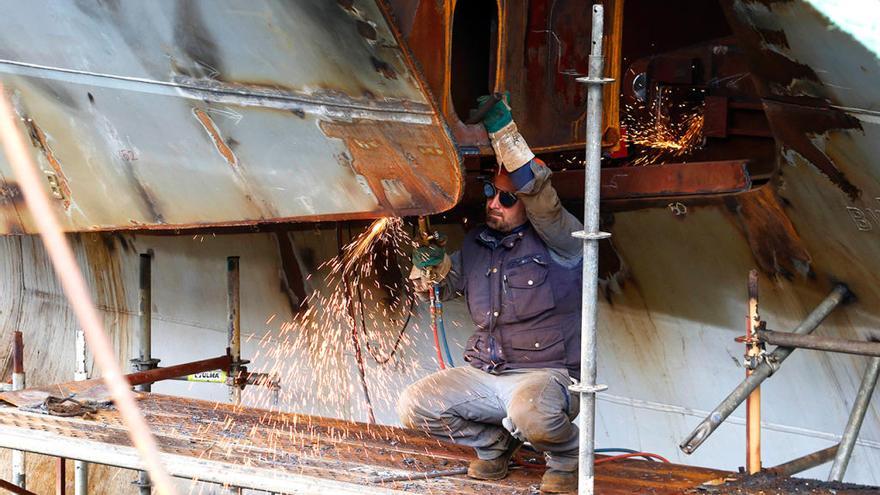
[485,174,527,232]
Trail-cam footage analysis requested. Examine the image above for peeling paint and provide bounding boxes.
[763,100,863,200]
[21,117,71,209]
[193,108,239,168]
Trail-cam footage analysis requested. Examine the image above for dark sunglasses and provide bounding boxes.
[482,182,518,208]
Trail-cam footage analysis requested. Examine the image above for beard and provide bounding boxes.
[486,207,511,232]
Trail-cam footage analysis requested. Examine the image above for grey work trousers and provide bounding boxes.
[398,365,580,471]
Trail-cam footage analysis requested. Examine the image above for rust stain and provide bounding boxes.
[727,185,812,279]
[192,108,279,220]
[193,108,239,167]
[81,233,131,365]
[763,100,862,200]
[320,119,462,216]
[23,117,72,209]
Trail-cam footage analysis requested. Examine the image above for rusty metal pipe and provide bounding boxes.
[766,444,838,477]
[757,330,880,358]
[56,458,65,495]
[829,356,880,482]
[11,331,25,489]
[126,355,233,387]
[0,478,38,495]
[11,331,23,376]
[746,270,761,475]
[680,284,850,454]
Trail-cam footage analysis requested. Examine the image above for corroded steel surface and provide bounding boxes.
[0,0,462,233]
[0,393,735,494]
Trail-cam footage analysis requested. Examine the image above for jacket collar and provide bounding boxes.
[477,223,529,249]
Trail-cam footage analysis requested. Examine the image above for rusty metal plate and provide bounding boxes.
[0,0,463,233]
[541,161,752,201]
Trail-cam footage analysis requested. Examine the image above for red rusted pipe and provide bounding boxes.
[0,478,38,495]
[126,355,233,387]
[55,458,65,495]
[746,270,762,475]
[12,331,23,375]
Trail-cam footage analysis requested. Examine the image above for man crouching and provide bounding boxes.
[398,95,584,494]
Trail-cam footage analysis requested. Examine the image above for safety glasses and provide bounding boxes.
[482,182,518,208]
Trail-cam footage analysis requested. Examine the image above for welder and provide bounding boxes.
[399,94,584,494]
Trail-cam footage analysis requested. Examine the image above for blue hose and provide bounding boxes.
[433,283,455,366]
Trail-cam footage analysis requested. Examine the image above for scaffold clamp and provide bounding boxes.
[575,76,615,85]
[572,230,611,240]
[569,383,608,394]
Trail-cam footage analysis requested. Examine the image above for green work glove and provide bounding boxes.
[477,93,513,133]
[412,234,447,269]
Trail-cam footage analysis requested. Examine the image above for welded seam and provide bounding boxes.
[599,393,880,450]
[0,59,434,122]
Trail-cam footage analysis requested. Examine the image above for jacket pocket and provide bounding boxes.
[463,332,488,365]
[506,328,566,366]
[504,254,555,320]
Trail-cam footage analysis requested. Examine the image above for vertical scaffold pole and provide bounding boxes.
[75,322,89,495]
[572,4,613,495]
[226,256,243,495]
[133,252,158,495]
[746,270,762,474]
[12,331,25,489]
[227,256,242,406]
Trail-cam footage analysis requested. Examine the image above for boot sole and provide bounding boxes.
[467,468,509,481]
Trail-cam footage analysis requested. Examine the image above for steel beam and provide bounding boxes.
[680,284,850,454]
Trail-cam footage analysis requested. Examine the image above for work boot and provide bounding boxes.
[540,469,577,493]
[467,440,522,480]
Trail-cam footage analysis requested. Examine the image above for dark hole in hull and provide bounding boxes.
[451,0,498,122]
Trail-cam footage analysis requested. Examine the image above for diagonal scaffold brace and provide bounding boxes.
[570,4,614,495]
[679,283,851,455]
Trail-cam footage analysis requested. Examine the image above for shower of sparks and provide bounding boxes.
[623,101,705,166]
[187,216,440,474]
[257,216,428,416]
